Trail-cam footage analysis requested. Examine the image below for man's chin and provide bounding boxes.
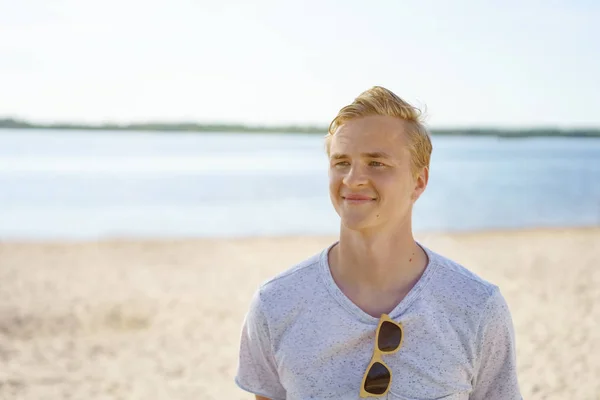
[339,217,375,232]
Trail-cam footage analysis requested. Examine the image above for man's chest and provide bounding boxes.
[273,312,476,399]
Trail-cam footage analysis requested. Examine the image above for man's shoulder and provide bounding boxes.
[423,246,511,338]
[425,245,499,304]
[261,248,324,288]
[254,244,331,310]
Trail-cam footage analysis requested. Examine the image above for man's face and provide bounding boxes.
[328,115,427,233]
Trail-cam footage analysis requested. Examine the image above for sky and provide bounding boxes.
[1,0,599,128]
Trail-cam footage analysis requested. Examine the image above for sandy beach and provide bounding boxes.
[0,227,598,400]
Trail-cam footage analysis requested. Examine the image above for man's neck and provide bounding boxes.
[328,224,429,316]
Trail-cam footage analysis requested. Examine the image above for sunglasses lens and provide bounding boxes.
[378,321,402,352]
[364,362,391,395]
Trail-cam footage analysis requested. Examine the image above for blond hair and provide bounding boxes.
[326,86,432,176]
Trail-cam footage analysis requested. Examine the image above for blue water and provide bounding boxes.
[1,129,599,240]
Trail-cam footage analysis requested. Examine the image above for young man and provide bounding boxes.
[235,86,522,399]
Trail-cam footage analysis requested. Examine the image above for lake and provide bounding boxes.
[1,129,599,240]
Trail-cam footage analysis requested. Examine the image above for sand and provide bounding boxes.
[0,227,599,400]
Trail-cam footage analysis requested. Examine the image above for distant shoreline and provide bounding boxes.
[1,118,599,137]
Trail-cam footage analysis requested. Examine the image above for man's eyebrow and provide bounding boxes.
[330,153,347,160]
[363,152,392,159]
[330,152,392,159]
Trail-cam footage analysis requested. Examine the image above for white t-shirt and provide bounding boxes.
[235,242,522,399]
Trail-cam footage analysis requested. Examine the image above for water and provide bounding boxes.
[1,129,599,240]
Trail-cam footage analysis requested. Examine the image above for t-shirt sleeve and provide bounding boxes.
[470,288,522,400]
[235,289,286,400]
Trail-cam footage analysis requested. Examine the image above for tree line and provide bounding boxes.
[1,118,599,137]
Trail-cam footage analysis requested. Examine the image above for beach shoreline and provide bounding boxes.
[1,227,599,399]
[3,223,600,244]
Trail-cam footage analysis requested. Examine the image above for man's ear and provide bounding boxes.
[412,166,429,202]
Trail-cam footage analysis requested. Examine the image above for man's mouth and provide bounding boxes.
[342,195,376,202]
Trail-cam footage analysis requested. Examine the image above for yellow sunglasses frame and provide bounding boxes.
[359,313,404,398]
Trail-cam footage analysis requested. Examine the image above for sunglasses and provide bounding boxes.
[359,314,404,398]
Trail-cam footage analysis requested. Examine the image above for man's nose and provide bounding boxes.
[342,165,368,187]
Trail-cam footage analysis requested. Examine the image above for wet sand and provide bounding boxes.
[1,227,598,399]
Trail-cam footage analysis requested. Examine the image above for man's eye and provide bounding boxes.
[335,161,350,167]
[370,161,384,167]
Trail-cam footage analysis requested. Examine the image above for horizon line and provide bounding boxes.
[1,117,599,132]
